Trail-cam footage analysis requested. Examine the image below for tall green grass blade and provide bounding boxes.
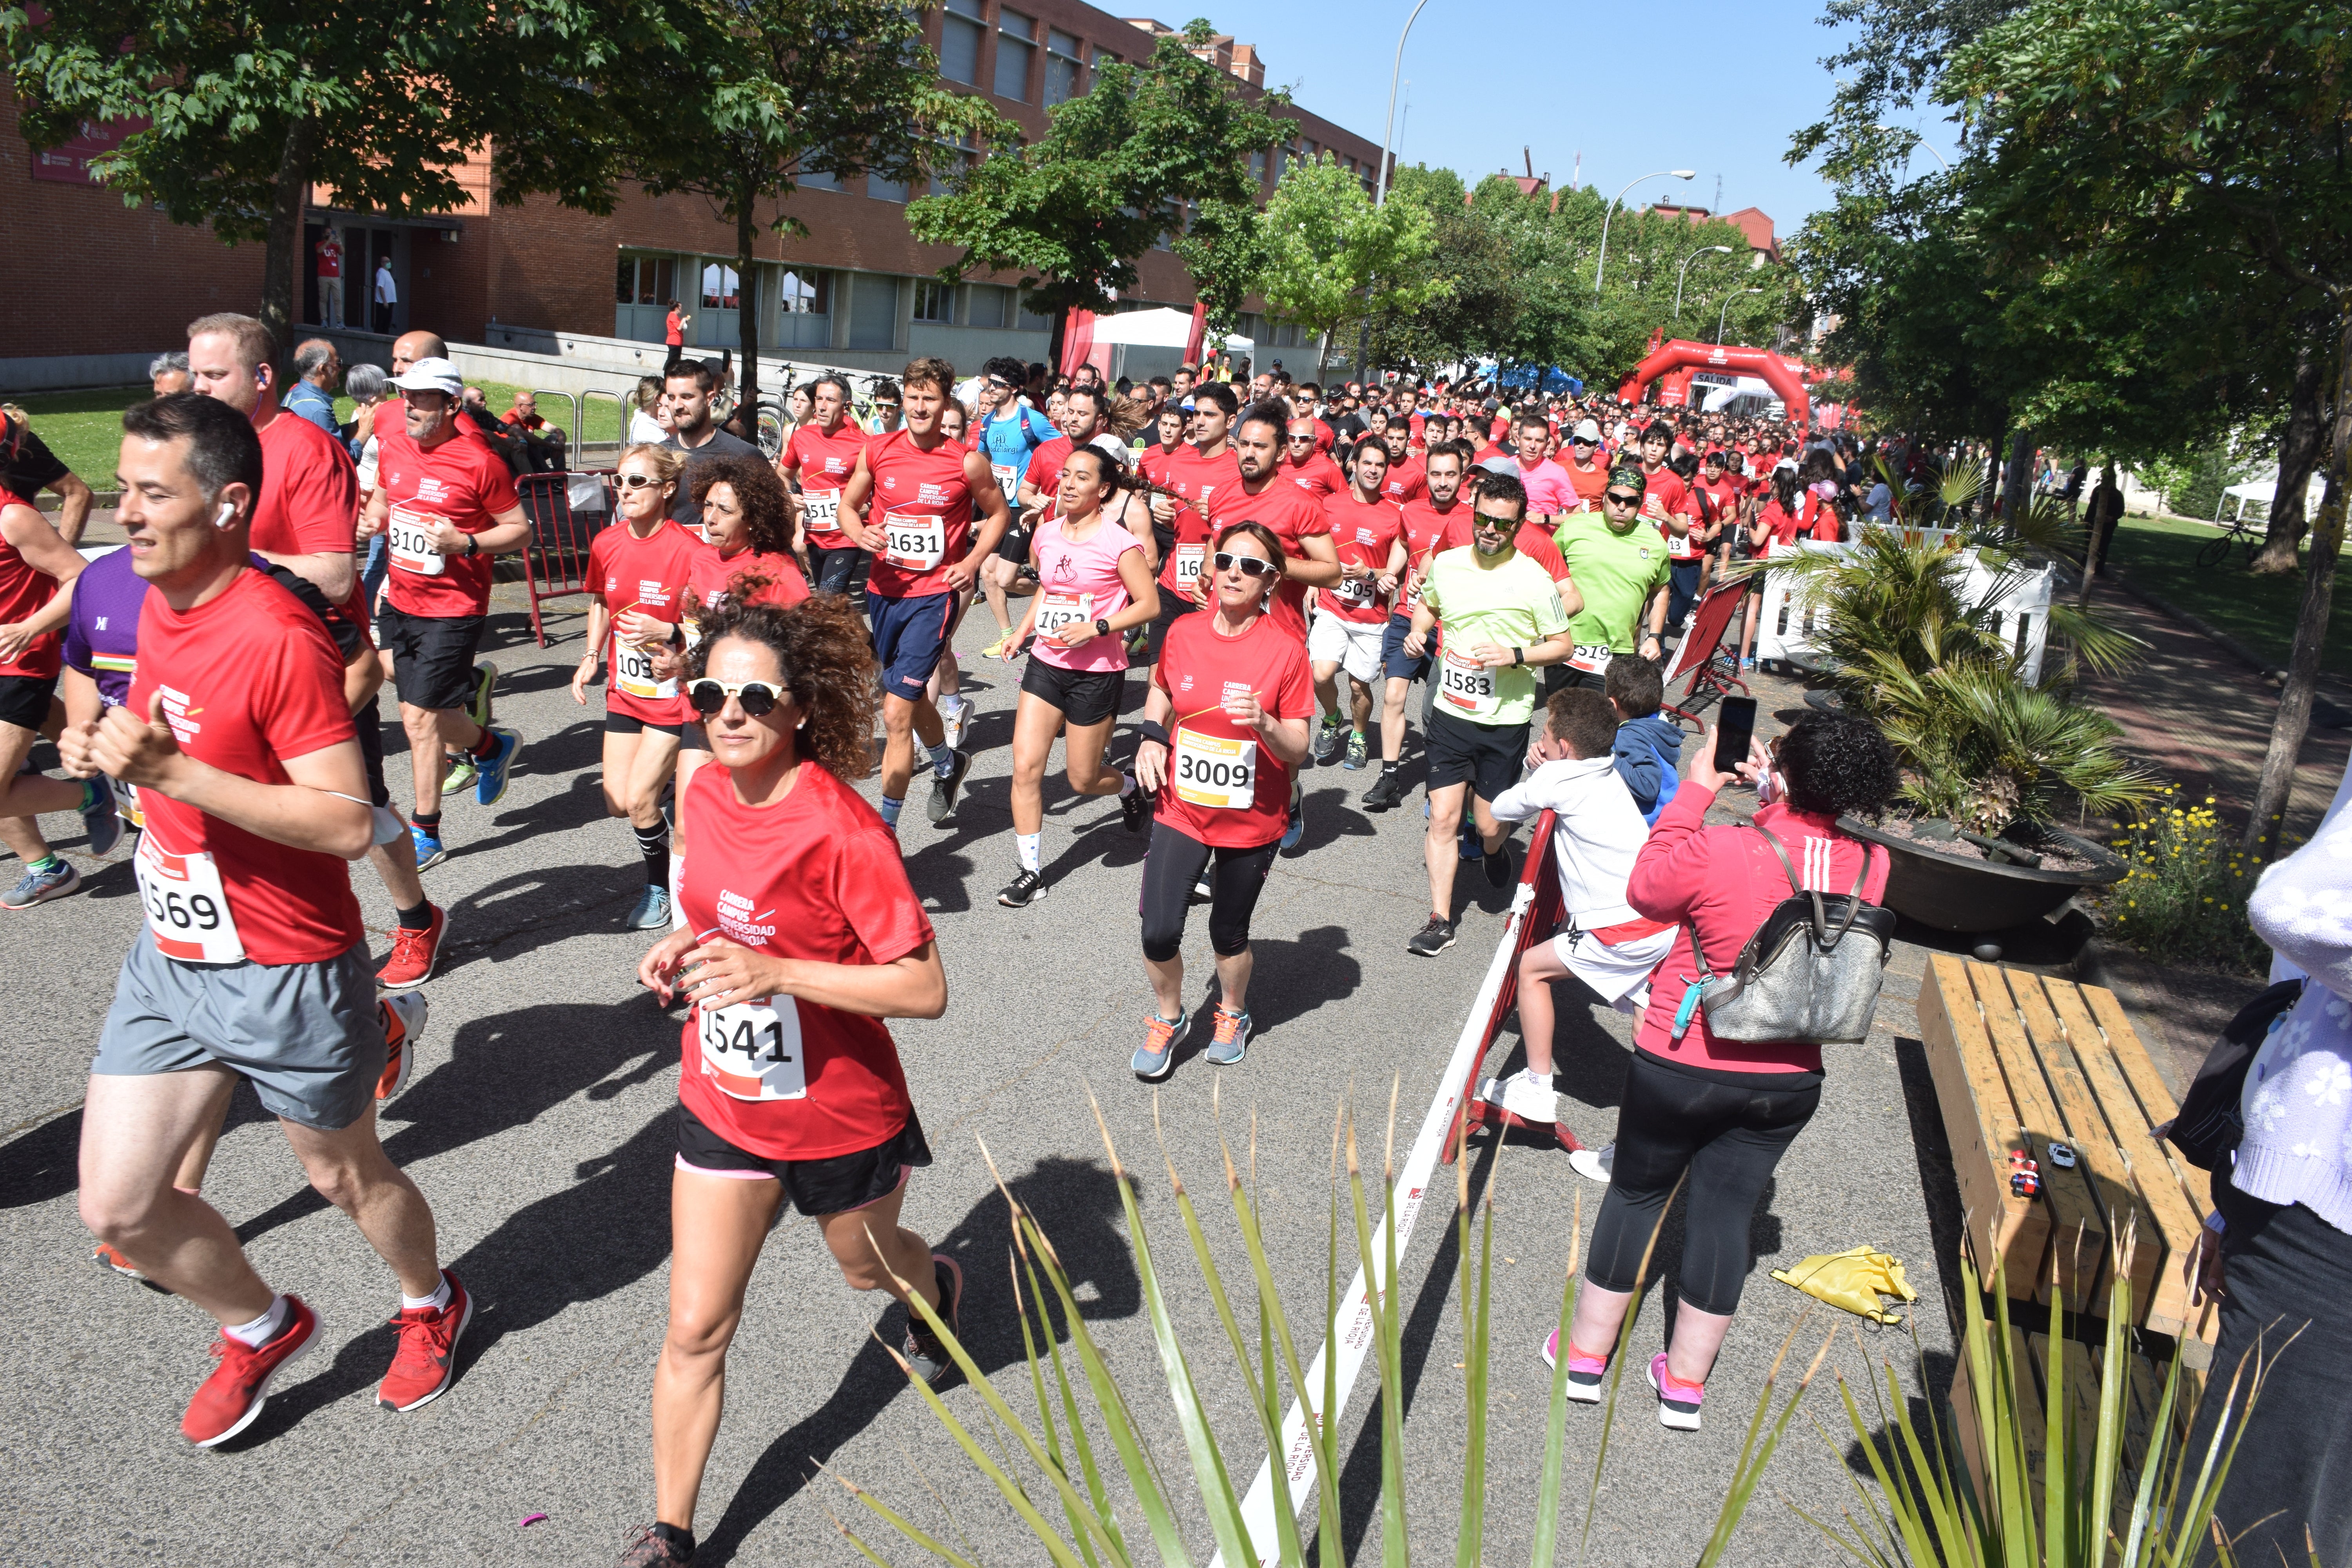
[1881,1350,1974,1566]
[2047,1245,2073,1568]
[1090,1089,1257,1568]
[823,1469,984,1568]
[1318,1103,1345,1568]
[1454,1139,1496,1568]
[1831,1372,1942,1568]
[2085,1259,2133,1568]
[1009,1245,1107,1568]
[1344,1098,1409,1568]
[1528,1192,1581,1568]
[1805,1408,1909,1568]
[1580,1168,1686,1557]
[1697,1329,1835,1566]
[830,1507,914,1568]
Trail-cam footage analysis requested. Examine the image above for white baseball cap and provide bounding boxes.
[1572,418,1603,443]
[391,356,463,396]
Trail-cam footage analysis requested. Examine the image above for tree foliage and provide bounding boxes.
[1253,152,1439,379]
[906,19,1289,347]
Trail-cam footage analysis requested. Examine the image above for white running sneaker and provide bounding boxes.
[1568,1142,1615,1184]
[1481,1069,1558,1124]
[941,697,971,751]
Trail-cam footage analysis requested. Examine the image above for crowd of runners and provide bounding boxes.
[0,320,1926,1566]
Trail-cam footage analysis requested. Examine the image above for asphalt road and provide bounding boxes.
[1,585,1956,1566]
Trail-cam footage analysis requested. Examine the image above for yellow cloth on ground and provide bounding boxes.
[1770,1245,1918,1324]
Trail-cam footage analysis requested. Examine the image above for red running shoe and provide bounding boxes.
[378,1270,474,1411]
[376,991,429,1102]
[377,905,447,990]
[181,1296,320,1447]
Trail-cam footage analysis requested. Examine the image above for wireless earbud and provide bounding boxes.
[215,501,236,527]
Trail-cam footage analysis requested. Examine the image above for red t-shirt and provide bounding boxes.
[314,238,342,278]
[1693,475,1744,545]
[1153,446,1243,603]
[250,407,364,624]
[1438,514,1573,595]
[1024,434,1075,503]
[1312,418,1336,453]
[1206,475,1330,641]
[0,485,64,678]
[378,423,520,618]
[689,546,809,615]
[780,419,867,550]
[1641,466,1701,559]
[1395,495,1461,620]
[1470,441,1512,468]
[862,429,976,601]
[675,760,935,1160]
[1760,494,1840,544]
[1281,450,1345,502]
[129,568,364,965]
[1151,610,1314,850]
[1317,493,1404,626]
[586,519,707,724]
[665,309,685,347]
[1560,457,1610,512]
[1381,457,1428,506]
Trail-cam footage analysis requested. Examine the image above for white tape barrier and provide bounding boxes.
[1210,877,1537,1568]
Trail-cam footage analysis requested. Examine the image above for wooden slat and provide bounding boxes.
[2046,984,2209,1338]
[2081,984,2219,1222]
[1967,962,2106,1308]
[1918,955,2049,1293]
[2013,1323,2048,1513]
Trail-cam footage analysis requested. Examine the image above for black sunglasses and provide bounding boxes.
[1603,491,1643,505]
[688,679,782,717]
[1211,552,1277,578]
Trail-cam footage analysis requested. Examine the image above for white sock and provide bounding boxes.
[1016,832,1040,872]
[1118,773,1136,798]
[224,1294,288,1348]
[401,1275,452,1314]
[1521,1066,1552,1088]
[943,693,969,715]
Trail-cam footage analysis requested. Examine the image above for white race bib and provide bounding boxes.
[1403,570,1427,612]
[1437,647,1500,718]
[1035,591,1096,640]
[135,833,245,964]
[110,774,144,831]
[697,996,806,1101]
[1173,543,1206,588]
[879,510,946,571]
[387,506,447,575]
[1172,727,1257,811]
[1569,641,1614,675]
[1332,573,1376,608]
[991,462,1019,495]
[801,488,841,536]
[613,634,675,700]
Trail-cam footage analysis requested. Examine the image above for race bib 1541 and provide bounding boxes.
[697,996,806,1101]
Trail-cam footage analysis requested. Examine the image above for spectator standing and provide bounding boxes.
[662,300,689,374]
[629,376,668,444]
[372,258,397,335]
[315,230,345,328]
[283,340,343,438]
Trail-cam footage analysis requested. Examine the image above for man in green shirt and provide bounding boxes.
[1550,462,1672,691]
[1401,472,1574,957]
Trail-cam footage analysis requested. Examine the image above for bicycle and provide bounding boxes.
[2195,512,2263,570]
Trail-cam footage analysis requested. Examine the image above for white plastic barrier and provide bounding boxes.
[1752,530,2051,686]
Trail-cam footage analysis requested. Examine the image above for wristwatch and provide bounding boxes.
[464,535,480,557]
[1095,618,1111,638]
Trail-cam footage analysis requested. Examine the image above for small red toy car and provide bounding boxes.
[2009,1150,2042,1198]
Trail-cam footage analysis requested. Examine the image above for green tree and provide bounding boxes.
[907,19,1290,360]
[2,0,671,366]
[1254,152,1439,382]
[1943,0,2352,858]
[530,0,998,417]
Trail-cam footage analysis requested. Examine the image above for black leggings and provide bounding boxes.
[1139,820,1277,963]
[1586,1050,1822,1315]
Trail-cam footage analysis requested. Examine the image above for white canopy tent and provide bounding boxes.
[1083,306,1252,352]
[2218,472,2326,523]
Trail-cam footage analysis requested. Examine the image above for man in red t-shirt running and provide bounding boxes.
[1308,441,1405,772]
[1282,419,1347,500]
[1363,443,1471,811]
[777,373,868,599]
[66,392,468,1448]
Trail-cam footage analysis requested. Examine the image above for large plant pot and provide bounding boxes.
[1835,817,2126,934]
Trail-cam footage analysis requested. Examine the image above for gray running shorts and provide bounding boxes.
[93,938,384,1131]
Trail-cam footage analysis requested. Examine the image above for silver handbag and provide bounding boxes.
[1674,824,1895,1045]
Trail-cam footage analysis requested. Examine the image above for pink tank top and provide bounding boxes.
[1030,513,1143,673]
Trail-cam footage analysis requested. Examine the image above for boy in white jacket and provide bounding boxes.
[1483,686,1678,1129]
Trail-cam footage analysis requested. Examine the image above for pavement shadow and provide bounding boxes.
[695,1152,1142,1564]
[234,996,676,1248]
[1890,1034,1970,1328]
[1236,924,1363,1036]
[429,860,647,969]
[1293,780,1374,852]
[0,1108,82,1211]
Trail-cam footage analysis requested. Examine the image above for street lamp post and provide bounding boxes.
[1675,245,1733,319]
[1594,168,1695,298]
[1871,125,1951,172]
[1717,287,1765,345]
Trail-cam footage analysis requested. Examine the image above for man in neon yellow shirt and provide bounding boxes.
[1550,461,1672,691]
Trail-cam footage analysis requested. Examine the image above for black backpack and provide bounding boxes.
[2163,978,2304,1171]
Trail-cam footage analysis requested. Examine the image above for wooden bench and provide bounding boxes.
[1916,955,2220,1357]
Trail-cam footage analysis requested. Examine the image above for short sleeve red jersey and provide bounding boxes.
[1380,457,1428,506]
[378,423,519,618]
[1024,435,1074,502]
[862,429,976,601]
[251,407,365,627]
[1151,610,1314,850]
[675,760,936,1161]
[1438,514,1573,592]
[780,419,869,549]
[586,518,708,724]
[129,568,364,964]
[0,486,64,678]
[1641,467,1701,559]
[1561,457,1610,513]
[1313,418,1336,453]
[1693,475,1744,542]
[1281,450,1345,502]
[688,546,809,615]
[1207,476,1330,641]
[1318,493,1404,626]
[1153,446,1242,602]
[1395,495,1462,619]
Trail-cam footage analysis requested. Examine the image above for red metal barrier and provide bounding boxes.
[516,471,615,646]
[1441,810,1592,1164]
[1660,579,1751,732]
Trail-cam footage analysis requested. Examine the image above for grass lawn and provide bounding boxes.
[2105,512,2351,674]
[8,377,629,492]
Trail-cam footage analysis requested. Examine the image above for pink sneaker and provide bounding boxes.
[1648,1351,1704,1430]
[1539,1328,1611,1403]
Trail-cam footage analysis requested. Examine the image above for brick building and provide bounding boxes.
[2,6,1382,389]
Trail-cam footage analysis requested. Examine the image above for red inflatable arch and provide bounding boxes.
[1617,339,1812,429]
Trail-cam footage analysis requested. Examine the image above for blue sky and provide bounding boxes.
[1180,1,1873,241]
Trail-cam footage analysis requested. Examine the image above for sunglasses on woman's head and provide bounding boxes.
[687,679,782,717]
[1212,552,1276,578]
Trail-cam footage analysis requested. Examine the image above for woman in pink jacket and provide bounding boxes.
[1545,709,1897,1431]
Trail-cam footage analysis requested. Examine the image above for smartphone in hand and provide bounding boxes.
[1713,696,1758,776]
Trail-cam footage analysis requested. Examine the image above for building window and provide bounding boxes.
[967,283,1011,328]
[780,270,829,314]
[1250,149,1267,186]
[799,165,839,191]
[1045,30,1084,105]
[939,0,984,85]
[849,273,898,351]
[928,130,980,197]
[912,278,952,323]
[995,9,1034,102]
[868,170,908,203]
[700,260,740,310]
[617,254,676,306]
[1016,290,1052,332]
